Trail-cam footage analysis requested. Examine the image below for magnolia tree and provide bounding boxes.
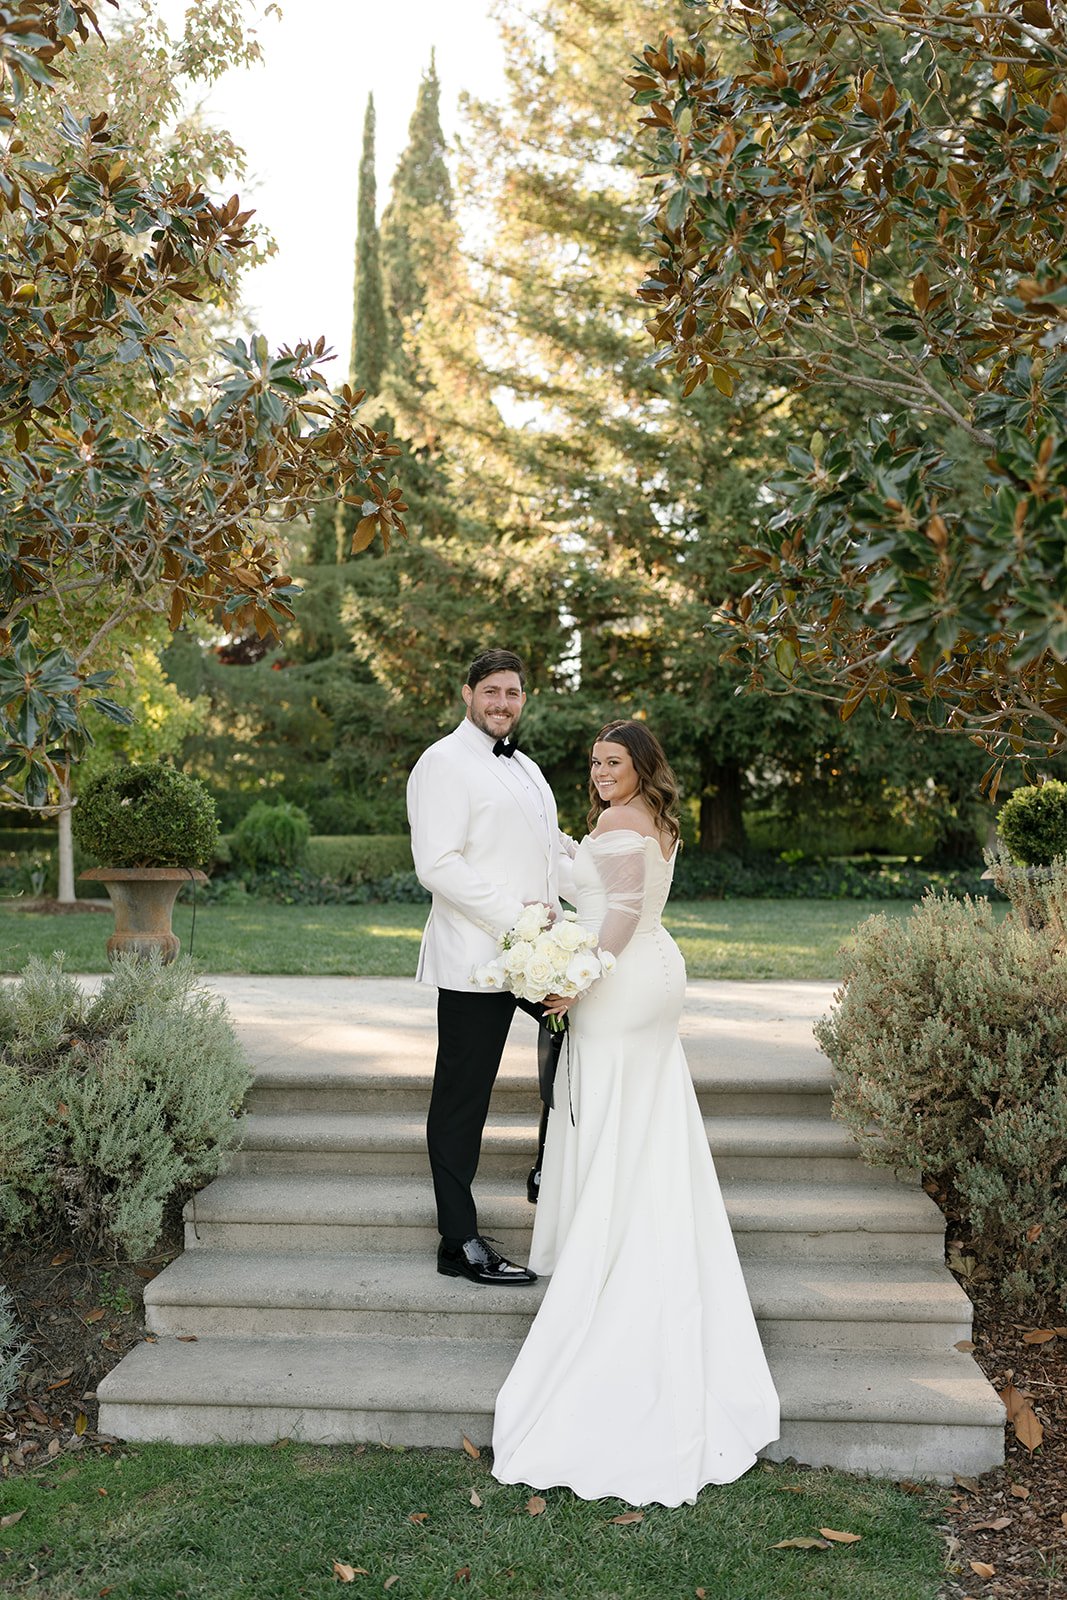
[632,0,1067,790]
[0,1,406,840]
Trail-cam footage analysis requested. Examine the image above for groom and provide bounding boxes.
[407,648,566,1285]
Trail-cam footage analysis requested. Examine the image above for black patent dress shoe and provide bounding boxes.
[526,1165,541,1205]
[437,1235,537,1285]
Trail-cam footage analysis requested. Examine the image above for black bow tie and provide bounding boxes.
[493,738,518,758]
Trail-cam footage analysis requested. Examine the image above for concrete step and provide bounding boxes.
[246,1067,833,1121]
[144,1250,974,1352]
[230,1110,897,1185]
[183,1173,948,1262]
[96,1332,1005,1481]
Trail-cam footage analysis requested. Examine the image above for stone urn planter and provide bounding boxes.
[78,866,208,963]
[73,762,219,965]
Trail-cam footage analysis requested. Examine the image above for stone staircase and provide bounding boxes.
[97,977,1005,1480]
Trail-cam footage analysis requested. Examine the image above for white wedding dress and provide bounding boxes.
[491,829,780,1506]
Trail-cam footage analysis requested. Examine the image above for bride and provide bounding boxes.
[491,720,780,1507]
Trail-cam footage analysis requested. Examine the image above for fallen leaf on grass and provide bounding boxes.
[468,1489,482,1508]
[461,1436,480,1460]
[820,1528,861,1543]
[525,1495,547,1516]
[333,1562,368,1583]
[384,1579,399,1591]
[779,1485,805,1493]
[0,1509,26,1528]
[1022,1329,1058,1344]
[610,1511,644,1525]
[969,1560,996,1579]
[454,1568,471,1584]
[695,1590,706,1598]
[965,1517,1012,1532]
[408,1512,428,1524]
[771,1537,832,1550]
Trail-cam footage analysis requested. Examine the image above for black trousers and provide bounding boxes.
[428,988,562,1241]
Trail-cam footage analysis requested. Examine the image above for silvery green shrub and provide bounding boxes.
[0,956,251,1259]
[0,1283,27,1411]
[818,884,1067,1309]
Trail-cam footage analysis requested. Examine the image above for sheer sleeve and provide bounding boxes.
[557,830,579,908]
[587,832,647,959]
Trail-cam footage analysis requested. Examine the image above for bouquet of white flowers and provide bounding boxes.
[472,903,615,1028]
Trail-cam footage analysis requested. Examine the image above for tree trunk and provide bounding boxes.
[57,772,75,903]
[699,757,746,854]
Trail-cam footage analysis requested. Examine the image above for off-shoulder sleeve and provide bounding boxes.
[587,832,647,959]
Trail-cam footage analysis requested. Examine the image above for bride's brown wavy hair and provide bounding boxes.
[586,720,682,847]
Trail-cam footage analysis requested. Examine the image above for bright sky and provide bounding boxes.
[155,1,507,374]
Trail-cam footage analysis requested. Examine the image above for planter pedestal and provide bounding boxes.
[79,867,208,963]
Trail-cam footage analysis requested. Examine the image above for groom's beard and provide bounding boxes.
[469,707,522,741]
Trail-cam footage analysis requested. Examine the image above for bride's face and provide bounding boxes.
[591,740,639,806]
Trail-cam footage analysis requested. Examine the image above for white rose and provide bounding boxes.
[513,903,551,941]
[524,954,557,994]
[552,920,587,954]
[502,939,534,975]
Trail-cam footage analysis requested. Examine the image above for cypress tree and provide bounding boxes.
[351,93,387,397]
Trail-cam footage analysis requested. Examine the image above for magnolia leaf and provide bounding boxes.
[454,1568,471,1584]
[1009,1483,1030,1499]
[965,1517,1011,1532]
[408,1512,428,1524]
[384,1578,399,1591]
[771,1537,831,1550]
[332,1562,365,1583]
[461,1436,480,1460]
[0,1509,26,1529]
[1021,1329,1057,1344]
[526,1495,547,1516]
[969,1560,996,1579]
[819,1528,861,1543]
[954,1340,976,1352]
[610,1511,644,1525]
[83,1308,105,1324]
[469,1489,482,1508]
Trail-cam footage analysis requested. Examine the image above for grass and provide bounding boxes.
[0,1442,946,1600]
[0,898,923,980]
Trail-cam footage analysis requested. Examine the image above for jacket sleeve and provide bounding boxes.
[586,832,647,958]
[407,749,525,937]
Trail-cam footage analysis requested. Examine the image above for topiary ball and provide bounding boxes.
[996,780,1067,866]
[74,764,219,869]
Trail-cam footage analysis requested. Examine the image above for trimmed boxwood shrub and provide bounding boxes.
[305,835,414,884]
[73,764,218,869]
[232,800,310,871]
[819,877,1067,1311]
[0,956,250,1259]
[997,780,1067,866]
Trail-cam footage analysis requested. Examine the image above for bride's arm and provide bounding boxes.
[587,831,646,959]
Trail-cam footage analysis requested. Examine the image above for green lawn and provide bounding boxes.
[0,1441,945,1600]
[0,898,919,979]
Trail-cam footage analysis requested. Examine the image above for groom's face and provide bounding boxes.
[463,671,526,740]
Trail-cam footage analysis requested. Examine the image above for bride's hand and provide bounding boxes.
[542,992,574,1019]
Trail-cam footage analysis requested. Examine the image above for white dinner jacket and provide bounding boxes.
[407,718,566,991]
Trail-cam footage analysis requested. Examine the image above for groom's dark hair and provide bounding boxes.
[466,649,526,689]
